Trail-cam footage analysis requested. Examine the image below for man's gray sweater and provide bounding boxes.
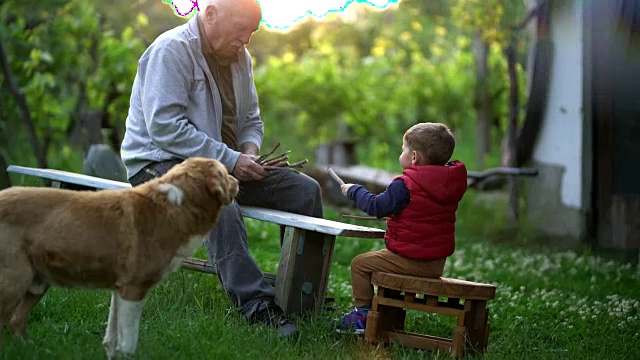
[120,15,263,179]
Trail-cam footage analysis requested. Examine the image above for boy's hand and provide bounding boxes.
[341,183,354,196]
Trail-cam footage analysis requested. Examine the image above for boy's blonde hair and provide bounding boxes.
[404,122,455,166]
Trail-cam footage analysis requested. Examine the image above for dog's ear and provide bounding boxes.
[208,175,237,205]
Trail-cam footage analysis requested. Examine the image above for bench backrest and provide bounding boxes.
[7,165,386,239]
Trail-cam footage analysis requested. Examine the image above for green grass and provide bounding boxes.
[2,190,639,359]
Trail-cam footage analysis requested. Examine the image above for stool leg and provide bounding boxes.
[365,289,384,345]
[481,308,490,351]
[366,287,406,345]
[483,322,490,352]
[379,288,405,333]
[452,326,466,358]
[364,309,380,344]
[463,300,489,354]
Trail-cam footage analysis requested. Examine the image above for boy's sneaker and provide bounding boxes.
[336,307,368,335]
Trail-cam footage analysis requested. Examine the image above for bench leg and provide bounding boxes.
[275,226,335,315]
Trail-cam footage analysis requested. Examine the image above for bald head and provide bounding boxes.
[198,0,262,60]
[199,0,261,19]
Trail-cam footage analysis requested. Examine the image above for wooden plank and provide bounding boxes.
[372,272,496,300]
[375,297,464,317]
[241,206,385,239]
[182,257,216,274]
[7,165,130,190]
[8,165,386,239]
[384,331,453,354]
[179,258,277,286]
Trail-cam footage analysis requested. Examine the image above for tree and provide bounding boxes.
[451,0,528,169]
[0,0,146,177]
[0,38,47,169]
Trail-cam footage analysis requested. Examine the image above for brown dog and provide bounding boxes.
[0,157,238,358]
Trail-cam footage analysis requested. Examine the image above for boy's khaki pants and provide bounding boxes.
[351,249,446,308]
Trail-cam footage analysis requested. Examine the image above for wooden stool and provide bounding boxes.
[364,272,496,358]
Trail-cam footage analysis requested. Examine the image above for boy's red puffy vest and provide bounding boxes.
[385,161,467,260]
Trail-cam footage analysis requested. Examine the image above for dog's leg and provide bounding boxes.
[115,292,145,357]
[0,250,33,346]
[8,281,49,337]
[102,292,118,360]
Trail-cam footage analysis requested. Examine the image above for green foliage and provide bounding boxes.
[87,19,146,127]
[451,0,528,46]
[0,0,146,172]
[254,2,526,172]
[1,0,527,175]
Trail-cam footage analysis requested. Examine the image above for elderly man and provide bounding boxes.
[120,0,322,338]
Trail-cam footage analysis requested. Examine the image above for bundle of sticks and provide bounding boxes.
[255,142,308,169]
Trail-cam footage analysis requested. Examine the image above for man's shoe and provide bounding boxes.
[252,303,299,339]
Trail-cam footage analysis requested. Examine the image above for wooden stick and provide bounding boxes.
[256,142,280,164]
[264,153,290,166]
[264,159,308,170]
[261,150,291,165]
[341,214,384,221]
[327,167,345,186]
[264,156,289,167]
[181,257,216,274]
[288,159,308,168]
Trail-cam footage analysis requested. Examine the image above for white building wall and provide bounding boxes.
[532,0,584,209]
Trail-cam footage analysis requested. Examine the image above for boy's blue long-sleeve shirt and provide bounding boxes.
[347,179,410,218]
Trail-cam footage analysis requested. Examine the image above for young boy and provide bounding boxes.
[339,122,467,333]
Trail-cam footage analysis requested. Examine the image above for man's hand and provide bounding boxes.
[232,153,268,181]
[341,183,354,197]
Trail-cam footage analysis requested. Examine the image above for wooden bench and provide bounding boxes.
[365,272,497,358]
[6,165,385,315]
